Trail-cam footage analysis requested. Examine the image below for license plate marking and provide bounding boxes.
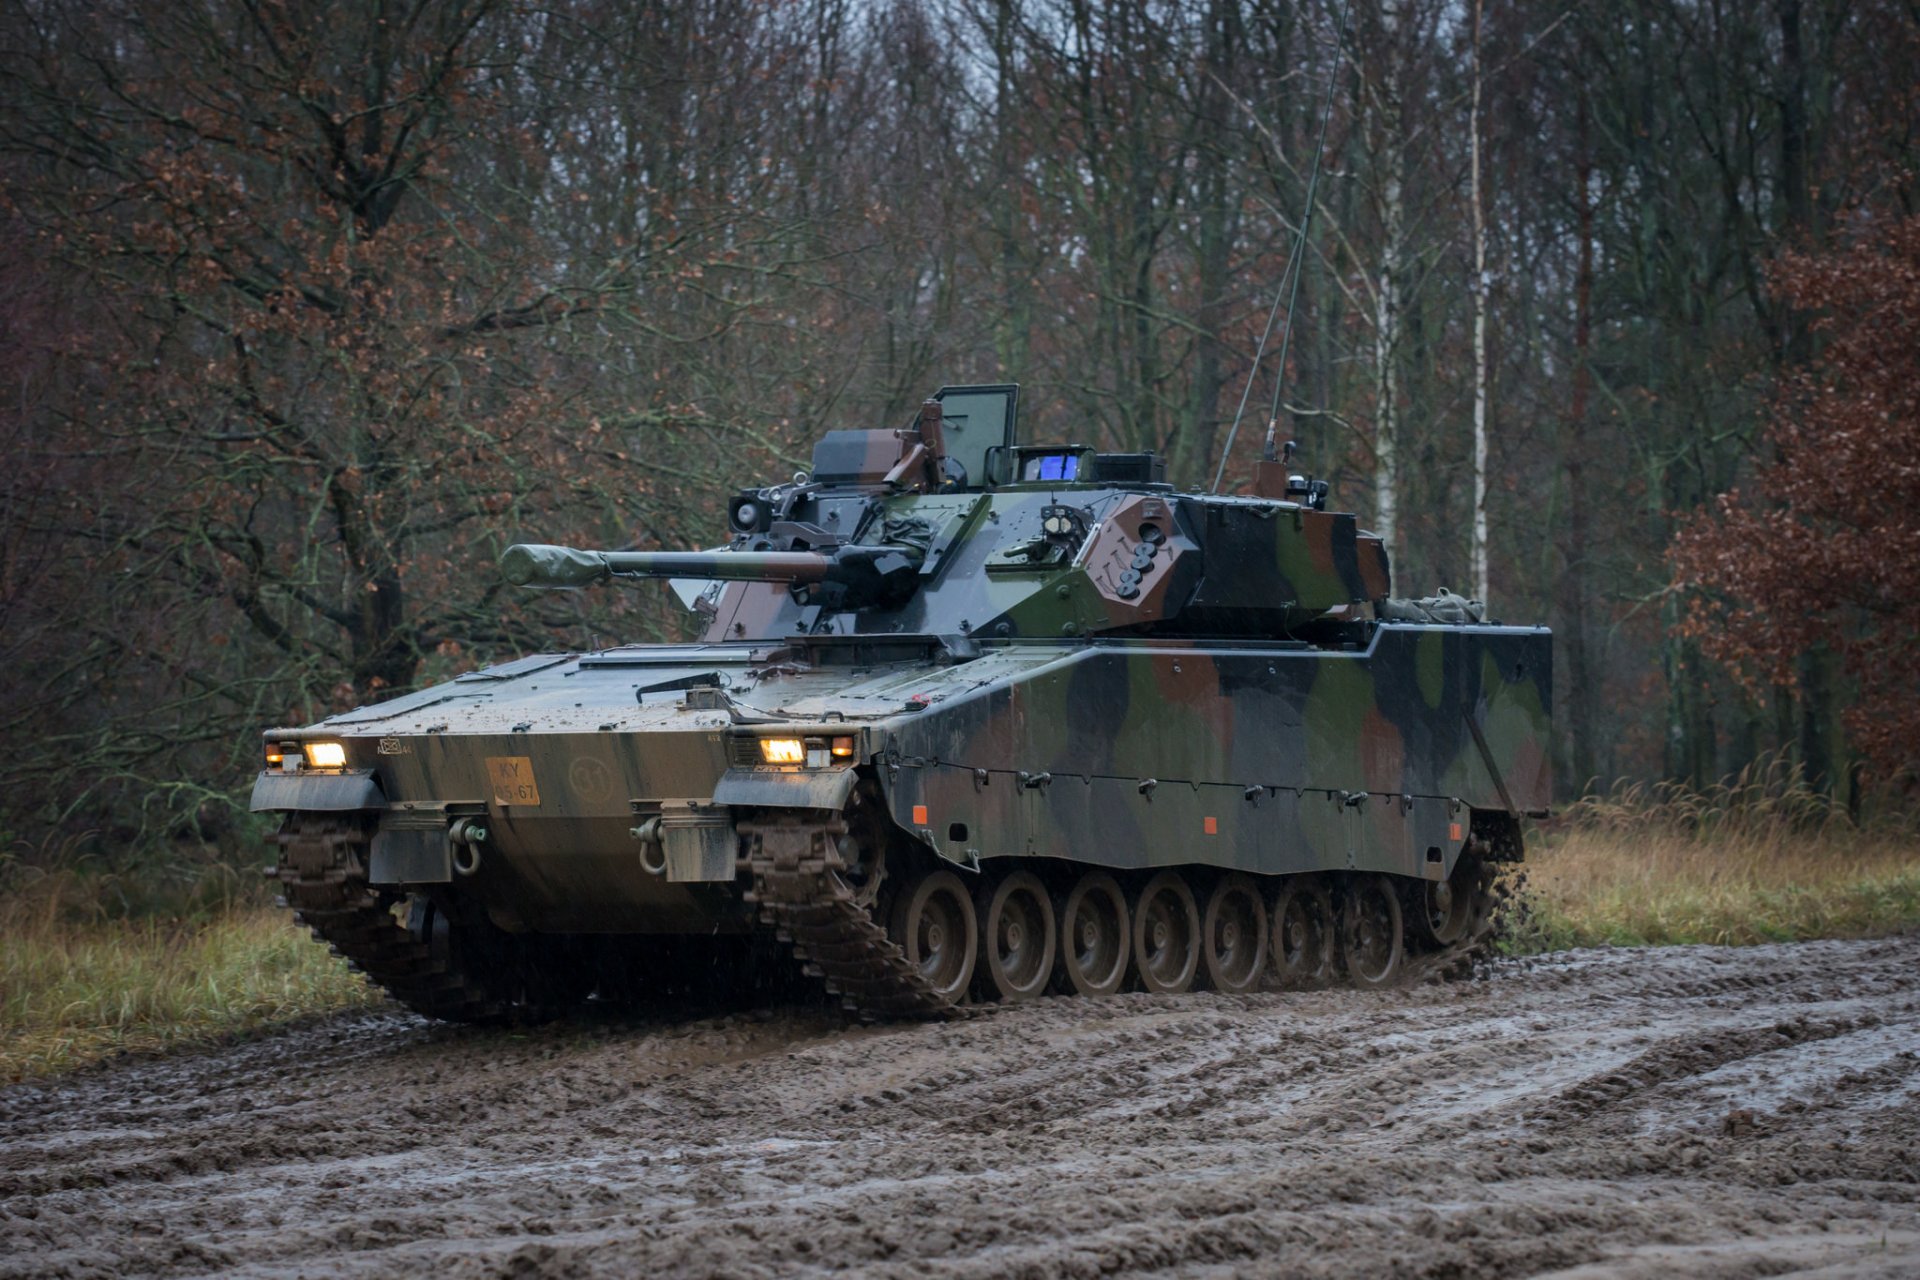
[485,756,541,807]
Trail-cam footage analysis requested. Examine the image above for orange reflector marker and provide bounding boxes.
[1449,822,1463,842]
[1203,816,1218,835]
[913,804,929,826]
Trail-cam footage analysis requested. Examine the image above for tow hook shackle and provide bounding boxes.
[449,817,489,845]
[630,816,668,877]
[448,817,488,876]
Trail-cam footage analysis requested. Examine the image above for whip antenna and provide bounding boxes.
[1210,0,1353,493]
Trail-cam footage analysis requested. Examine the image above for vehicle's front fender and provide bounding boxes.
[711,767,860,812]
[249,770,385,813]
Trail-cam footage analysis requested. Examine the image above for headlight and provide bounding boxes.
[755,735,858,767]
[758,737,806,765]
[304,742,348,769]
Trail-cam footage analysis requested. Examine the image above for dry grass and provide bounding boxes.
[0,864,375,1082]
[1508,762,1920,952]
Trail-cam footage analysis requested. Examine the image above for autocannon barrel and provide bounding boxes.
[501,542,926,603]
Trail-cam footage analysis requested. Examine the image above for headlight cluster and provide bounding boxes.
[758,735,857,768]
[266,740,348,771]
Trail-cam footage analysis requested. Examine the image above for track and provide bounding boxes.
[737,813,1510,1018]
[273,816,515,1023]
[4,934,1918,1278]
[292,804,1505,1024]
[742,814,956,1018]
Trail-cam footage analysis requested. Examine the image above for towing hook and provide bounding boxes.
[630,816,668,876]
[449,817,488,876]
[449,817,489,845]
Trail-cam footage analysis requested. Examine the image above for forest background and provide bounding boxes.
[1,0,1917,883]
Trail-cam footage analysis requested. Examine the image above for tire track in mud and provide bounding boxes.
[3,935,1919,1279]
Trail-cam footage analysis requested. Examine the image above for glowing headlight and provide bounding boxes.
[759,737,806,765]
[304,741,348,769]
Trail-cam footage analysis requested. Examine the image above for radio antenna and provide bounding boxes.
[1210,0,1353,494]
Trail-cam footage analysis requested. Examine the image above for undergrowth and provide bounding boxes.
[0,833,375,1083]
[1505,759,1920,952]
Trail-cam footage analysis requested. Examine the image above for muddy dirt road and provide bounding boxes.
[3,935,1917,1279]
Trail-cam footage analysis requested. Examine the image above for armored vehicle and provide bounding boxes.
[256,385,1551,1020]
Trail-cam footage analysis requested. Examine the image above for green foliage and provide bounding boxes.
[0,825,381,1079]
[0,907,375,1082]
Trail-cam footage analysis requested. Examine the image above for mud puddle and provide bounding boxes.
[3,936,1917,1278]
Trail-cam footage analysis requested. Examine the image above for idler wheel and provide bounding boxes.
[1341,874,1405,988]
[1201,873,1269,994]
[1132,870,1200,995]
[889,869,978,1004]
[1269,876,1335,987]
[1054,871,1130,997]
[1413,860,1474,946]
[978,870,1057,1002]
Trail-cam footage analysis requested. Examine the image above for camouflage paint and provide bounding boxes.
[255,386,1551,939]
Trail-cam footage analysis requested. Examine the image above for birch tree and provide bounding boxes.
[1361,0,1407,560]
[1467,0,1490,604]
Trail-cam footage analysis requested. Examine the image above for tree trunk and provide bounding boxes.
[1798,648,1834,792]
[1184,0,1238,485]
[990,0,1031,383]
[1776,0,1837,795]
[1559,88,1598,792]
[1468,0,1490,605]
[1369,0,1404,558]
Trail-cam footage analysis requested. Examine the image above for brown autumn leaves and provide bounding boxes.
[1671,219,1920,786]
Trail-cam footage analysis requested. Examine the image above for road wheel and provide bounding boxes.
[1054,871,1130,996]
[1132,870,1200,994]
[1201,873,1268,993]
[1269,876,1335,987]
[1341,874,1405,988]
[889,869,978,1004]
[978,870,1057,1002]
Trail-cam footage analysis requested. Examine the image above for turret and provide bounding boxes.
[500,383,1393,647]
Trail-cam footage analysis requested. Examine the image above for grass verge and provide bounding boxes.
[1510,827,1920,952]
[1507,767,1920,951]
[1,905,375,1083]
